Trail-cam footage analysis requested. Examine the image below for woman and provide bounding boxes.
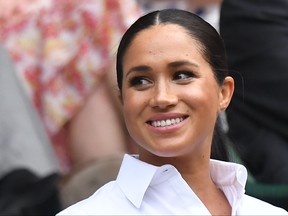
[57,9,287,215]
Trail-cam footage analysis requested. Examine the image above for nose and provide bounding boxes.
[149,82,178,109]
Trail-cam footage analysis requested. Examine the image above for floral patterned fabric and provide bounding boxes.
[0,0,141,172]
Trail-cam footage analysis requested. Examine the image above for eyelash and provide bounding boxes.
[128,71,195,88]
[129,76,151,87]
[173,71,195,81]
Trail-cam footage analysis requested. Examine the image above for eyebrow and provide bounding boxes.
[125,60,199,78]
[167,60,199,68]
[125,65,152,78]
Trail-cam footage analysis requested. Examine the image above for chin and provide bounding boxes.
[149,147,188,159]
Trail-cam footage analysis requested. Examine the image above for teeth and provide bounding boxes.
[151,117,184,127]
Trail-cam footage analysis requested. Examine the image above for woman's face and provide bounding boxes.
[121,24,230,163]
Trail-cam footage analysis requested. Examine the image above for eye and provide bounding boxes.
[173,71,195,83]
[129,76,152,89]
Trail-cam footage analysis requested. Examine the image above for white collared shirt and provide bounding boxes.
[57,154,287,215]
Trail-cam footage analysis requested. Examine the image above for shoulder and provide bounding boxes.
[56,181,125,215]
[239,194,288,215]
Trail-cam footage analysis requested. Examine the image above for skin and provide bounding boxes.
[120,24,234,215]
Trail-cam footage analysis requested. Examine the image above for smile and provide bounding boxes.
[149,117,185,127]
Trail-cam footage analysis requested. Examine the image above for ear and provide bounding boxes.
[218,76,234,112]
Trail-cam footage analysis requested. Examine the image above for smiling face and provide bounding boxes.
[121,24,231,165]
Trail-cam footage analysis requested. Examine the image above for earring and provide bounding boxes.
[220,107,226,112]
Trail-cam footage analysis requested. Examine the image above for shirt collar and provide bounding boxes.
[116,154,247,208]
[116,154,158,208]
[209,159,247,213]
[210,159,247,193]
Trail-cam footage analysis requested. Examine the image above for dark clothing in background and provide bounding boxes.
[220,0,288,183]
[0,169,61,216]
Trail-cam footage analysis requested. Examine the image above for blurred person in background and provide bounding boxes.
[0,0,143,210]
[0,0,141,175]
[220,0,288,184]
[0,44,61,215]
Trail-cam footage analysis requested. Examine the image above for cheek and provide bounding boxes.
[184,84,220,113]
[122,94,148,143]
[122,91,147,121]
[122,102,136,137]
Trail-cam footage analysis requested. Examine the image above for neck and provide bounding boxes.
[182,164,231,216]
[138,151,231,215]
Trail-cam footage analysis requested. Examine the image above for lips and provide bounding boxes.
[147,115,188,128]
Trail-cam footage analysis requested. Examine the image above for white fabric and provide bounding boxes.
[0,45,59,178]
[57,154,288,215]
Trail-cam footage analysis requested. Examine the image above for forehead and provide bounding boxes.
[131,24,200,48]
[123,24,205,66]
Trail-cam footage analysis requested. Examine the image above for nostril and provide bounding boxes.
[149,95,178,109]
